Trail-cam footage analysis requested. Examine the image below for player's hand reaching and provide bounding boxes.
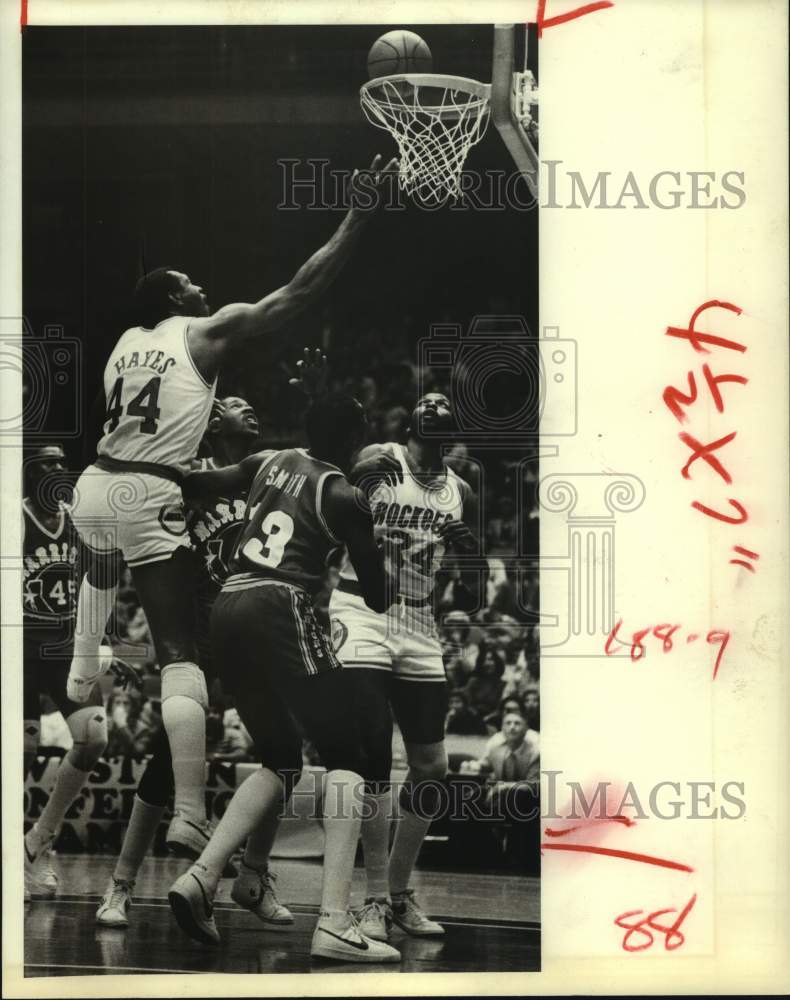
[351,451,404,495]
[348,153,399,210]
[436,518,478,554]
[109,656,145,692]
[288,347,328,399]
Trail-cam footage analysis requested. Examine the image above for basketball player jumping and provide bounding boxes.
[63,157,395,868]
[166,393,402,962]
[329,391,480,941]
[96,394,288,928]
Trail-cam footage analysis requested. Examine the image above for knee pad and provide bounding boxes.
[24,719,41,767]
[66,706,108,771]
[161,661,208,709]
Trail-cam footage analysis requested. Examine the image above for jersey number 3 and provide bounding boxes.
[241,511,295,569]
[106,376,161,435]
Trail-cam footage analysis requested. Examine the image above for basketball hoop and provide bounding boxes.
[360,73,491,207]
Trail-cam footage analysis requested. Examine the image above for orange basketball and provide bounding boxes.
[367,30,433,80]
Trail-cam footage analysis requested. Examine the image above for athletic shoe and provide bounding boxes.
[311,910,400,963]
[230,862,294,928]
[168,864,220,946]
[24,832,57,899]
[165,812,237,878]
[96,878,134,927]
[390,889,445,937]
[356,897,392,941]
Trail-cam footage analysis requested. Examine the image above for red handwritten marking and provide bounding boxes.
[663,371,697,423]
[604,617,625,655]
[541,842,694,872]
[533,0,615,37]
[544,815,635,837]
[680,430,737,484]
[615,894,697,952]
[630,626,650,662]
[686,633,698,643]
[666,300,744,354]
[692,497,748,524]
[652,623,680,653]
[20,0,27,29]
[707,629,730,680]
[702,364,748,413]
[730,545,759,573]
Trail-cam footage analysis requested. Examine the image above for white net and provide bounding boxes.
[360,74,491,207]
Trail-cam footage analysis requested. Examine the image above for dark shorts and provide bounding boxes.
[210,580,365,781]
[212,581,340,692]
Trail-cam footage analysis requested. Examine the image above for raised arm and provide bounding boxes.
[322,476,396,614]
[188,156,396,380]
[183,449,275,502]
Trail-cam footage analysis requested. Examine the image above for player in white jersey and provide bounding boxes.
[66,156,395,854]
[328,392,481,940]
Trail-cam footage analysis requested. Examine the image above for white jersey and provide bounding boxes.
[340,442,465,601]
[97,316,217,475]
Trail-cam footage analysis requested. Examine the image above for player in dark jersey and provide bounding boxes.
[95,396,291,928]
[167,394,402,962]
[22,445,137,899]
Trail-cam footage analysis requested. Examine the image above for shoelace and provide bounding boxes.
[106,880,133,909]
[358,899,387,921]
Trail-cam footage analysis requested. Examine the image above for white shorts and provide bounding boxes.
[329,587,445,682]
[70,465,190,568]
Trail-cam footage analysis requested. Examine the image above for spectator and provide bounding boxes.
[105,688,162,757]
[463,646,506,720]
[485,695,526,739]
[214,707,254,761]
[478,710,540,873]
[440,610,479,687]
[522,688,540,731]
[445,690,489,736]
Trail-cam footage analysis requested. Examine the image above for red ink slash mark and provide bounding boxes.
[533,0,615,37]
[680,430,737,484]
[686,633,699,643]
[540,843,694,872]
[615,894,697,952]
[544,815,635,837]
[730,545,759,573]
[692,497,748,524]
[21,0,28,29]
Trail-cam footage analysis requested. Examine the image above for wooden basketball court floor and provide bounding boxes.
[24,855,540,977]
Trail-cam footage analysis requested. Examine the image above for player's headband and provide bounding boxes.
[26,444,66,462]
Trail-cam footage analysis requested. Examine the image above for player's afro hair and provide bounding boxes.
[305,393,366,456]
[133,267,181,329]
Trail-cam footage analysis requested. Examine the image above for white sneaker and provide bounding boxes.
[166,812,238,877]
[356,897,392,941]
[390,889,444,937]
[231,862,294,928]
[311,911,400,963]
[24,832,58,899]
[168,864,220,945]
[96,878,134,927]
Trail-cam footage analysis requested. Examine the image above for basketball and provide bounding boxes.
[367,30,433,80]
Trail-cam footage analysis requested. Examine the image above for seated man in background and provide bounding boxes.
[478,710,540,874]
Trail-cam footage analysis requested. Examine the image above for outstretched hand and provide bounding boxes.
[347,153,399,209]
[288,347,328,398]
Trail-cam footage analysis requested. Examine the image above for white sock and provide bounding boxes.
[361,790,392,899]
[162,694,207,823]
[70,580,117,678]
[320,769,363,915]
[197,769,283,894]
[389,809,432,897]
[28,758,88,852]
[114,796,165,883]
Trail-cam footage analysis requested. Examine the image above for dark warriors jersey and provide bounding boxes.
[226,448,343,595]
[23,499,80,648]
[188,457,248,607]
